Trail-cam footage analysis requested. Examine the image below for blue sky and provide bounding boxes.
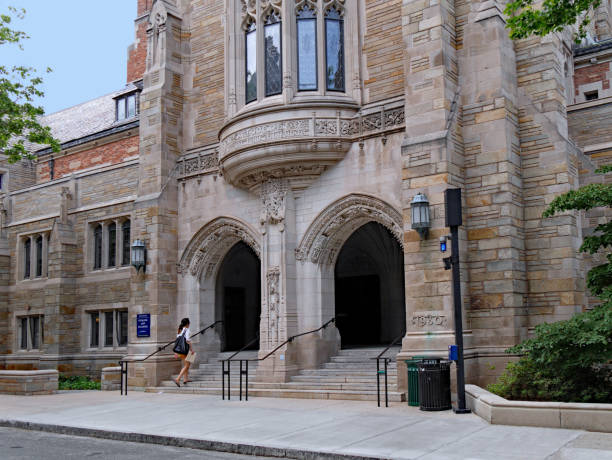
[1,1,136,114]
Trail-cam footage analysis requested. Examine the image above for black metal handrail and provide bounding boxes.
[372,333,404,407]
[119,320,222,395]
[221,317,336,401]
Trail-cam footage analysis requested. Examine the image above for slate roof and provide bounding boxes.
[30,83,139,153]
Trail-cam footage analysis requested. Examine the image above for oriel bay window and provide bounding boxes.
[91,218,131,270]
[88,309,128,349]
[232,0,350,111]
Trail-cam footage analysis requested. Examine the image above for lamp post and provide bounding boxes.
[411,193,431,239]
[444,188,470,414]
[131,239,146,272]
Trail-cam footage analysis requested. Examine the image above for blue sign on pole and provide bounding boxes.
[137,314,151,337]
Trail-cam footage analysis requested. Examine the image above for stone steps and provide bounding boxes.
[150,347,405,402]
[146,386,405,402]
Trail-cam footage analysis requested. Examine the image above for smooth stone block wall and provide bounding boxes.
[101,366,121,391]
[0,370,58,395]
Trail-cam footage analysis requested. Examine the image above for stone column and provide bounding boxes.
[458,0,527,383]
[127,0,186,388]
[101,222,109,269]
[400,0,467,368]
[256,179,299,382]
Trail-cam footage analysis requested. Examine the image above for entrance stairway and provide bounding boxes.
[146,347,405,402]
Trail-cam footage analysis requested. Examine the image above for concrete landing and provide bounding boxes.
[1,391,611,459]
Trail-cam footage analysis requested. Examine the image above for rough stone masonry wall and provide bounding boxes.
[127,0,153,83]
[459,1,528,374]
[362,0,405,103]
[189,0,225,149]
[515,34,586,325]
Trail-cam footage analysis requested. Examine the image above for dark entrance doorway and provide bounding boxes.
[216,242,261,351]
[334,222,405,348]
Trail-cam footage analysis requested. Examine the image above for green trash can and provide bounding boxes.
[405,357,426,406]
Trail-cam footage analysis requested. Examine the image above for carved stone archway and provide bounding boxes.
[295,194,403,266]
[178,216,261,281]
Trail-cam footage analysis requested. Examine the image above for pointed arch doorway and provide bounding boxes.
[334,221,405,348]
[215,242,261,352]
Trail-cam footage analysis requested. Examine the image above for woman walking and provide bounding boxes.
[173,318,195,386]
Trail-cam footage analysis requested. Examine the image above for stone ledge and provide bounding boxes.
[0,370,58,396]
[466,384,612,433]
[101,367,121,391]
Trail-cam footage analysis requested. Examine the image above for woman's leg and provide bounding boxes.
[175,357,186,385]
[183,361,191,383]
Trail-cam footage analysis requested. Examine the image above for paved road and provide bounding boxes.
[0,427,278,460]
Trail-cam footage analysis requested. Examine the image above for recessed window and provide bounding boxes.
[0,173,4,190]
[116,93,137,121]
[297,6,317,91]
[22,233,48,280]
[122,220,131,266]
[585,90,599,101]
[264,11,282,97]
[108,223,116,268]
[19,315,43,350]
[93,224,103,270]
[325,7,345,92]
[89,309,128,348]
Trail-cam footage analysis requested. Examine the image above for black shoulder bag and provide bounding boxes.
[173,330,189,355]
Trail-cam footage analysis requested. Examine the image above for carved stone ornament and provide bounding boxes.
[241,0,257,30]
[266,266,281,345]
[323,0,344,15]
[261,0,282,19]
[295,194,403,264]
[295,0,317,14]
[260,178,288,225]
[147,0,168,69]
[178,151,219,178]
[178,217,261,279]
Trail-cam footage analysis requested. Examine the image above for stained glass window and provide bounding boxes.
[246,22,257,103]
[325,7,345,92]
[265,12,282,96]
[297,6,317,91]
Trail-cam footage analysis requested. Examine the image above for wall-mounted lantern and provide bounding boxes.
[411,193,431,239]
[131,239,147,272]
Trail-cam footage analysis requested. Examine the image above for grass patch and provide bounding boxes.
[58,375,101,391]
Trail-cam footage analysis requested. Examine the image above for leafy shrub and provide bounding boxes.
[488,304,612,403]
[58,375,101,391]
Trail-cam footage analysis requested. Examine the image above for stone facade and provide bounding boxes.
[0,0,610,393]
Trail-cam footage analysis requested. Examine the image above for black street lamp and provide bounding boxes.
[444,188,471,414]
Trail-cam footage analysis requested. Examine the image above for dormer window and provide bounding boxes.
[116,93,137,121]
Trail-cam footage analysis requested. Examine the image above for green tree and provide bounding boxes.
[489,166,612,403]
[0,6,59,163]
[505,0,601,42]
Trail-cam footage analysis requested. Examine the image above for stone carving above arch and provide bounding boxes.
[178,217,261,280]
[323,0,344,15]
[295,194,403,265]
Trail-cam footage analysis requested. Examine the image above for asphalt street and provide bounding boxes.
[0,427,279,460]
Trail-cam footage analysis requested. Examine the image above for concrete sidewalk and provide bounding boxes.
[0,391,611,459]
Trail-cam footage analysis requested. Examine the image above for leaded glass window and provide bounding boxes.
[245,21,257,104]
[108,223,116,267]
[93,225,102,270]
[297,6,317,91]
[24,238,31,279]
[325,7,344,92]
[122,220,131,266]
[264,12,282,96]
[35,235,43,277]
[104,311,114,347]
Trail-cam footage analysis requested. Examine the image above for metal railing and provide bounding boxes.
[373,333,404,407]
[119,320,222,395]
[221,317,336,401]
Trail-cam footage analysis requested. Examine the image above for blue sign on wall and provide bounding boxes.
[137,314,151,337]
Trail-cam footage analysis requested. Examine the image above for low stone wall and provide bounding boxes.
[101,367,121,391]
[0,370,58,395]
[466,384,612,433]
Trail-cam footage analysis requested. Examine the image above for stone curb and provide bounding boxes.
[466,384,612,433]
[0,419,384,460]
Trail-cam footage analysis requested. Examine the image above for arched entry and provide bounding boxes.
[215,242,261,351]
[334,222,405,348]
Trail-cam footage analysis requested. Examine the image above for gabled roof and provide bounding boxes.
[30,83,139,153]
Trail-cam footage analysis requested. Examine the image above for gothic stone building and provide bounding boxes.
[0,0,611,397]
